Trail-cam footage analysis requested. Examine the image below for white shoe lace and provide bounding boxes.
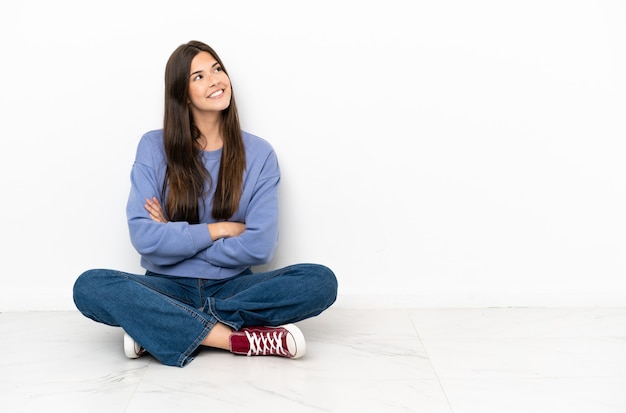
[245,329,288,356]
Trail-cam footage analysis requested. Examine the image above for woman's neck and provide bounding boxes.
[198,132,223,151]
[194,116,223,151]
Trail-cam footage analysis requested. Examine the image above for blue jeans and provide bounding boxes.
[73,264,338,367]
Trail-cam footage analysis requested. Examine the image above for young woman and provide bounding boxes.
[73,40,338,367]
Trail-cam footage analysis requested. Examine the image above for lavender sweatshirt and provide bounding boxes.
[126,129,280,279]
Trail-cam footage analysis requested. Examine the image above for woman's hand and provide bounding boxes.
[144,197,167,223]
[208,222,245,241]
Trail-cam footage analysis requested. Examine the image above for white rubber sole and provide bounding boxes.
[281,323,306,359]
[123,331,144,359]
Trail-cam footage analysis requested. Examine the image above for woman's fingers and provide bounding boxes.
[145,197,167,223]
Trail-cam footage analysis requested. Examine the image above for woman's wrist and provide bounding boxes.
[207,223,222,241]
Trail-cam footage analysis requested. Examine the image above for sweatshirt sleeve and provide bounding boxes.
[126,135,214,266]
[202,149,280,268]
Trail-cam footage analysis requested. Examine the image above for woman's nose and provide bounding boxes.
[206,72,219,85]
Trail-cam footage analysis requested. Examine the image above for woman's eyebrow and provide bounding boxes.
[190,62,219,77]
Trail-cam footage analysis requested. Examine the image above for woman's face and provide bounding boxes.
[187,51,232,117]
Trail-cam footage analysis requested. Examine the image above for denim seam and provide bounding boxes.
[206,297,240,331]
[153,293,218,367]
[177,323,213,367]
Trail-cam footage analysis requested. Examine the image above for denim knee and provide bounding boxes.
[72,269,112,320]
[310,264,339,308]
[73,269,93,310]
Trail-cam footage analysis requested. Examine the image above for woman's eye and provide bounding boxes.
[193,74,203,81]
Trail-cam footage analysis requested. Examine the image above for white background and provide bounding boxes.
[1,0,624,310]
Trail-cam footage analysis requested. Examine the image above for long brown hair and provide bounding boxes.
[163,40,245,222]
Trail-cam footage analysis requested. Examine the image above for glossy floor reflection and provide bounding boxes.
[1,307,625,412]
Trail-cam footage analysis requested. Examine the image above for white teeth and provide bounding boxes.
[209,90,223,98]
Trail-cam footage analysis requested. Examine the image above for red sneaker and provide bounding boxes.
[229,324,306,359]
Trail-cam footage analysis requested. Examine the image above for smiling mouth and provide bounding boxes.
[209,90,224,98]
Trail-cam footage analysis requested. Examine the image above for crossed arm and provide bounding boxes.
[144,197,245,241]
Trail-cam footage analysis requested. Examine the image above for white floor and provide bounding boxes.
[1,307,625,413]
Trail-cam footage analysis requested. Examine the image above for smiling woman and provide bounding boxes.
[72,40,338,368]
[187,51,233,149]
